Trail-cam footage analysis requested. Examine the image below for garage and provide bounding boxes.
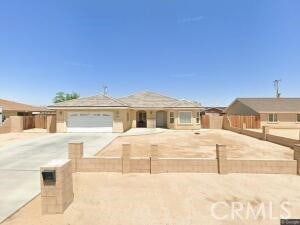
[67,112,113,132]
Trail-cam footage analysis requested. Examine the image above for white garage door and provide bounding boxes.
[67,112,113,132]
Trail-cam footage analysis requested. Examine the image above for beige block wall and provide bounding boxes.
[0,118,11,134]
[227,159,297,174]
[154,158,218,173]
[261,113,300,128]
[40,160,73,214]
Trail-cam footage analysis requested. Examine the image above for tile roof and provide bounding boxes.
[0,98,48,112]
[235,98,300,113]
[49,91,201,109]
[49,95,128,108]
[118,91,201,108]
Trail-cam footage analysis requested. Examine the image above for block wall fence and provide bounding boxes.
[40,142,300,214]
[67,142,299,175]
[223,118,300,148]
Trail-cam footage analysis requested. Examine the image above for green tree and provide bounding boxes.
[53,92,80,103]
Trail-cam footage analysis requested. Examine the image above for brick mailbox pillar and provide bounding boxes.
[68,141,83,172]
[40,159,74,214]
[122,143,131,173]
[294,144,300,175]
[150,144,159,174]
[262,126,269,141]
[216,144,227,174]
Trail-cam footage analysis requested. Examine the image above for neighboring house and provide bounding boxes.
[226,98,300,128]
[0,98,49,122]
[201,107,226,116]
[48,91,202,133]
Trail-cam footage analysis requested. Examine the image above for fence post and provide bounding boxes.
[68,141,83,172]
[150,144,159,174]
[122,143,131,173]
[40,159,73,214]
[262,126,269,141]
[216,144,227,174]
[294,144,300,175]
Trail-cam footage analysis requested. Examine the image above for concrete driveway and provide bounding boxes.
[0,133,118,223]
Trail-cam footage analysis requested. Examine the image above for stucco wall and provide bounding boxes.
[131,109,201,130]
[261,113,300,128]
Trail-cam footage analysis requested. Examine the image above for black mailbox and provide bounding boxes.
[42,170,56,185]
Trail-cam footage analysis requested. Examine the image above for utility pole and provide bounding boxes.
[273,79,281,98]
[103,85,108,96]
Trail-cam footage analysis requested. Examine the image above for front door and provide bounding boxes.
[156,111,167,128]
[137,111,147,128]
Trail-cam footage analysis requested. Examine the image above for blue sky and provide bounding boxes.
[0,0,300,106]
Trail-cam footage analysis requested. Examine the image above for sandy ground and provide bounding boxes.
[250,128,300,140]
[97,129,293,159]
[0,132,48,148]
[2,172,300,225]
[269,129,300,140]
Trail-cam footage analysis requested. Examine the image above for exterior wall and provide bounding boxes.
[3,111,18,118]
[131,109,201,130]
[10,116,24,132]
[261,113,300,128]
[56,108,201,132]
[171,110,201,130]
[55,109,132,133]
[226,101,259,116]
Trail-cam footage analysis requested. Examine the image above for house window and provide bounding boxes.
[179,112,192,124]
[169,112,174,124]
[297,114,300,123]
[196,112,200,124]
[268,113,278,123]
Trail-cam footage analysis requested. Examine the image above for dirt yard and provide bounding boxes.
[0,132,48,148]
[97,130,293,159]
[269,129,300,140]
[3,172,300,225]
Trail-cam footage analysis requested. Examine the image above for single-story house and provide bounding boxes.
[48,91,202,132]
[226,98,300,128]
[0,98,49,123]
[200,107,226,116]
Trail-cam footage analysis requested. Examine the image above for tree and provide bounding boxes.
[53,92,80,103]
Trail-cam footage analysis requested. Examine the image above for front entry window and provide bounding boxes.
[179,112,192,124]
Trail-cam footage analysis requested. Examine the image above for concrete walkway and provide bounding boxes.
[121,128,166,136]
[0,133,118,223]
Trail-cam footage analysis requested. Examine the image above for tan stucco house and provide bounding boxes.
[226,98,300,128]
[49,91,202,132]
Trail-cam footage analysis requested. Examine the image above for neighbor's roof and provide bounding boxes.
[118,91,201,108]
[0,98,48,112]
[49,95,128,108]
[233,98,300,113]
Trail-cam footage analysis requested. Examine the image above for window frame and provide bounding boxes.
[178,111,192,125]
[196,111,200,124]
[169,112,174,124]
[268,113,278,123]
